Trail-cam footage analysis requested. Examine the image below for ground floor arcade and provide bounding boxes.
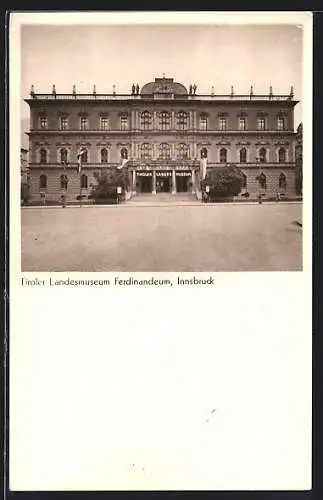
[133,168,196,194]
[25,162,298,203]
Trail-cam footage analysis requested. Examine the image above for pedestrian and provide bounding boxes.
[40,191,46,206]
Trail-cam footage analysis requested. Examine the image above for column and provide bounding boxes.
[153,111,157,131]
[152,170,156,195]
[131,110,135,130]
[132,170,137,193]
[172,111,175,130]
[172,169,176,194]
[171,143,176,160]
[193,111,197,130]
[191,169,196,193]
[193,142,197,159]
[152,143,157,160]
[136,111,140,129]
[189,142,194,160]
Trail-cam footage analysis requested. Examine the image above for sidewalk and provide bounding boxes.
[22,200,302,209]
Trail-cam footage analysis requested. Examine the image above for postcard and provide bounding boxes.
[9,11,312,491]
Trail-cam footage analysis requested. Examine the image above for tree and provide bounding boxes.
[201,164,245,200]
[90,166,130,203]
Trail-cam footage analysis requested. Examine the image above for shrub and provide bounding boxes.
[91,167,130,201]
[201,164,244,199]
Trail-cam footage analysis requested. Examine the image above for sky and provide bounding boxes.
[20,22,303,147]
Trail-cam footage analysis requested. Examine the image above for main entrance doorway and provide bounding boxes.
[137,173,152,193]
[156,172,172,193]
[156,177,171,193]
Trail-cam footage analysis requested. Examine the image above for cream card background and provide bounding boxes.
[10,12,312,491]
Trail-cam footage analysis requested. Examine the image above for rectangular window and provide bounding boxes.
[257,118,265,131]
[60,117,68,130]
[277,117,285,131]
[238,117,246,130]
[120,116,128,131]
[100,117,109,130]
[200,116,207,130]
[40,116,48,129]
[219,117,227,131]
[80,117,88,130]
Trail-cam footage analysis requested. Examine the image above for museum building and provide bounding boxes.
[25,76,300,201]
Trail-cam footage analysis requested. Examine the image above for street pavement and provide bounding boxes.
[21,201,302,272]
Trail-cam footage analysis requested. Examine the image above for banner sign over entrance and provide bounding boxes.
[176,171,191,177]
[156,171,172,177]
[137,172,152,177]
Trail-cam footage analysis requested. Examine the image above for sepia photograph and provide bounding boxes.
[9,12,312,492]
[19,18,304,272]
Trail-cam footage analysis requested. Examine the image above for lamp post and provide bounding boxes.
[256,155,262,204]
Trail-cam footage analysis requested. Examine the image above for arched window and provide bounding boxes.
[279,173,287,191]
[159,143,171,159]
[80,174,88,189]
[200,148,208,159]
[60,174,68,189]
[177,111,188,130]
[220,148,227,163]
[140,111,152,130]
[242,173,247,189]
[60,148,68,164]
[39,174,47,189]
[258,172,267,189]
[140,143,152,160]
[259,148,267,163]
[101,148,108,163]
[240,148,247,163]
[159,111,170,130]
[40,149,47,163]
[120,148,128,159]
[177,143,189,159]
[278,147,286,163]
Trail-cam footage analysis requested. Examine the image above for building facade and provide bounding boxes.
[21,147,29,184]
[295,122,303,196]
[25,76,300,202]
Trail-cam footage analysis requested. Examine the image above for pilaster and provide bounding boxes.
[132,170,137,193]
[172,169,176,194]
[152,170,157,194]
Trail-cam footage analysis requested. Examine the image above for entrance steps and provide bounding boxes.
[128,192,200,206]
